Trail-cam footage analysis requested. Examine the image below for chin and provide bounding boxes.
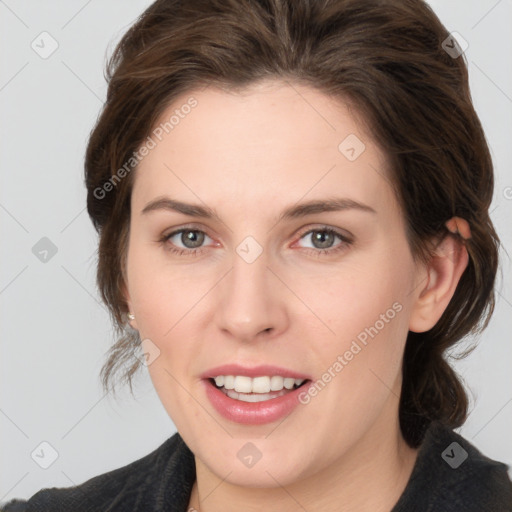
[198,441,313,488]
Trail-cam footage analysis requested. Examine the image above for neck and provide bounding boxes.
[188,398,419,512]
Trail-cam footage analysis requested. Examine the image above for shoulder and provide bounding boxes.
[393,420,512,511]
[1,431,195,512]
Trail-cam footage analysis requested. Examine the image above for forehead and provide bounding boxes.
[149,79,369,154]
[131,79,397,219]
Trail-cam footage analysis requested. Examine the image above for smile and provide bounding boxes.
[203,376,312,424]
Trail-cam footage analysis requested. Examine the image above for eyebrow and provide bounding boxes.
[141,196,377,222]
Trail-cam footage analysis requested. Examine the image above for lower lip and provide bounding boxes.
[202,379,311,425]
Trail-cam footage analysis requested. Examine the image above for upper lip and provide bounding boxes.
[200,364,312,380]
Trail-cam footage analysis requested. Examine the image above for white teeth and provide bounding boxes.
[224,388,290,402]
[253,376,270,393]
[284,378,296,390]
[270,376,283,391]
[234,376,252,393]
[212,375,306,393]
[224,375,235,389]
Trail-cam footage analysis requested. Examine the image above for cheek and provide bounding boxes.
[292,250,413,397]
[125,243,211,390]
[126,239,203,337]
[290,248,412,343]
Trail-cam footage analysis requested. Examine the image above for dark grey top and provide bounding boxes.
[2,420,511,511]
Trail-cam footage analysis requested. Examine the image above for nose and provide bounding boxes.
[214,245,288,343]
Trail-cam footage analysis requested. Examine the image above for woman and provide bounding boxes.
[3,0,511,510]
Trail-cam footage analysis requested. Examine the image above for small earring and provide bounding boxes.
[127,313,135,321]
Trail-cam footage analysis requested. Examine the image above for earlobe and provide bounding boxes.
[127,312,138,331]
[408,233,469,333]
[120,280,138,330]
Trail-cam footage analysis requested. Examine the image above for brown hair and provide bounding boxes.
[85,0,500,447]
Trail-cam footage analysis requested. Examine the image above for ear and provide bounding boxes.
[120,279,139,331]
[408,233,469,333]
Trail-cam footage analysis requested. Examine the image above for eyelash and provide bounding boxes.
[158,224,353,258]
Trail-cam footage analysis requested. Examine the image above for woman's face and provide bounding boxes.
[124,80,427,487]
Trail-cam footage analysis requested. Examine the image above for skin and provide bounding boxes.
[123,79,469,512]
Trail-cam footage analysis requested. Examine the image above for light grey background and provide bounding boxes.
[1,0,511,502]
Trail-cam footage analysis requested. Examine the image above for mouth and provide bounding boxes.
[207,376,311,403]
[202,371,314,424]
[200,364,313,423]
